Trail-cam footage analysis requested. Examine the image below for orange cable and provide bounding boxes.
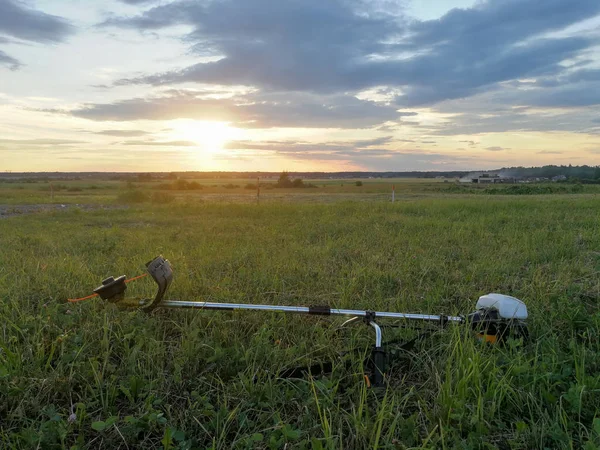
[68,293,99,303]
[125,273,148,283]
[67,273,149,303]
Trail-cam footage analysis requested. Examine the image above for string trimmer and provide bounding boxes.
[71,256,529,387]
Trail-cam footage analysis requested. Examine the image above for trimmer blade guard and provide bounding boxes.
[141,256,173,312]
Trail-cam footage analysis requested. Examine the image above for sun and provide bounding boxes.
[169,120,239,154]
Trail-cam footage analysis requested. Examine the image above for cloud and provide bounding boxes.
[394,36,592,106]
[429,101,600,136]
[220,136,472,171]
[50,89,405,129]
[0,0,74,71]
[420,84,600,135]
[222,136,485,170]
[537,150,564,154]
[119,0,157,4]
[0,138,85,145]
[101,0,600,108]
[513,81,600,108]
[76,0,600,140]
[0,0,75,43]
[485,146,508,151]
[104,0,401,92]
[225,136,395,154]
[118,139,197,146]
[0,49,20,70]
[93,129,152,137]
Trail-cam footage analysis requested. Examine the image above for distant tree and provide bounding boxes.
[276,171,294,188]
[355,181,363,186]
[292,178,304,188]
[167,172,178,180]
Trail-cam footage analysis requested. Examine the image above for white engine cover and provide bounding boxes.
[476,293,528,320]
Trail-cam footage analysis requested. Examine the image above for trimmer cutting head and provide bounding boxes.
[91,256,173,310]
[93,275,127,302]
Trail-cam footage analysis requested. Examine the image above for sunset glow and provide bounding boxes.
[1,0,600,172]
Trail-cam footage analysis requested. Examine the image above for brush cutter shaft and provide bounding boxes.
[159,300,463,324]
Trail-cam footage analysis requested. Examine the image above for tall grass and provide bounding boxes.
[1,197,599,448]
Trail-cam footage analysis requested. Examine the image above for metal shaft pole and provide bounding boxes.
[159,300,463,324]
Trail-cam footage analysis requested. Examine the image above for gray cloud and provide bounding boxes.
[0,0,74,43]
[52,90,406,129]
[485,146,508,151]
[393,36,592,106]
[0,49,20,70]
[225,136,395,153]
[0,138,85,145]
[430,110,597,135]
[104,0,400,92]
[515,81,600,108]
[93,129,153,137]
[436,100,600,135]
[223,137,485,170]
[119,139,196,146]
[411,0,600,46]
[102,0,600,107]
[420,84,600,135]
[0,0,74,71]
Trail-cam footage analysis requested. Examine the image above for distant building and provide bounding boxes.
[552,175,567,182]
[459,172,515,184]
[460,172,497,183]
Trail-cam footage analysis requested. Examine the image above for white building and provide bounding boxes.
[459,172,501,183]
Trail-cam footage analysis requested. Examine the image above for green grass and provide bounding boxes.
[1,184,600,448]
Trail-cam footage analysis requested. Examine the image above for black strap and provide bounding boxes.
[308,305,331,315]
[276,331,437,381]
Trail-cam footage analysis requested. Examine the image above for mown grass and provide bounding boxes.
[1,190,600,448]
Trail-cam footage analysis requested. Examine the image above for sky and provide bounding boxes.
[1,0,600,172]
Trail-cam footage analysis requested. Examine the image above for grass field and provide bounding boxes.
[1,179,600,449]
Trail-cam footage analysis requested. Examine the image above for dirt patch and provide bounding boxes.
[0,204,125,219]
